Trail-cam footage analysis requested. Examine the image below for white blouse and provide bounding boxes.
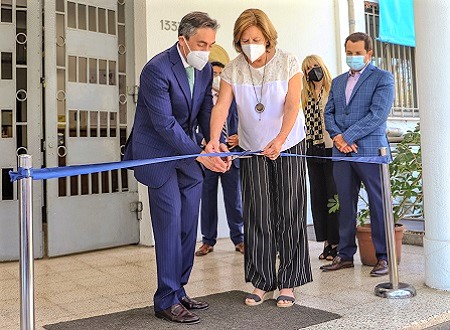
[221,48,306,152]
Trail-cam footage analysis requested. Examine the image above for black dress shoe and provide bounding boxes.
[180,295,209,310]
[370,259,389,277]
[155,303,200,324]
[321,256,354,272]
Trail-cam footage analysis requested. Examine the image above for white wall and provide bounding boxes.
[145,0,341,76]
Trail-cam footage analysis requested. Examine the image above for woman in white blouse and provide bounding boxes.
[205,8,312,308]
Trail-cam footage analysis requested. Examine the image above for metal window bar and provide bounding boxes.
[364,1,419,119]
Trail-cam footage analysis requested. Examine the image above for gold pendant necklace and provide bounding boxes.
[247,54,268,121]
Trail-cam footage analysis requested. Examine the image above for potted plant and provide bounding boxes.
[328,123,423,266]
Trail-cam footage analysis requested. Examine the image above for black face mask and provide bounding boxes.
[307,67,324,82]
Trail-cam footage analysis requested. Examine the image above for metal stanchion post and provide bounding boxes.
[18,154,35,330]
[374,147,416,298]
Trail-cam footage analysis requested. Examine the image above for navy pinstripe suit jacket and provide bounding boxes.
[324,63,395,157]
[124,43,214,188]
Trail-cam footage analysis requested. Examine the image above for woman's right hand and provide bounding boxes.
[205,140,220,153]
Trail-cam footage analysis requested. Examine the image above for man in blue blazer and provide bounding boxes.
[195,61,244,257]
[124,12,228,324]
[322,32,395,277]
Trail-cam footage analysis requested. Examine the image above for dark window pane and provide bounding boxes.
[101,171,109,193]
[88,6,96,32]
[79,57,87,83]
[67,2,76,28]
[1,109,13,138]
[98,59,107,84]
[77,4,86,30]
[91,172,99,194]
[55,0,64,12]
[121,169,128,191]
[98,8,106,33]
[99,111,107,137]
[16,125,27,151]
[81,174,89,195]
[70,176,78,196]
[112,170,119,192]
[90,111,98,137]
[109,112,116,137]
[118,3,124,24]
[1,52,12,79]
[16,11,27,65]
[56,14,65,66]
[2,168,14,200]
[108,60,116,85]
[1,0,13,23]
[89,58,97,83]
[80,110,87,137]
[58,177,67,197]
[68,56,77,82]
[107,9,116,35]
[69,110,77,137]
[16,0,26,8]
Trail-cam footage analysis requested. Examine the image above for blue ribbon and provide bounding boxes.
[9,151,389,182]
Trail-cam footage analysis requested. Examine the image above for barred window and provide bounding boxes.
[365,1,419,118]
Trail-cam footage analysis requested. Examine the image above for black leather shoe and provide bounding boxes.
[155,303,200,324]
[321,256,354,271]
[180,295,209,310]
[370,259,389,277]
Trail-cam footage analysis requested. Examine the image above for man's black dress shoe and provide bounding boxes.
[180,295,209,310]
[370,259,389,277]
[155,303,200,324]
[321,256,354,271]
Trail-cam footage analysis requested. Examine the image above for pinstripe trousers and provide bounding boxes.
[240,140,313,291]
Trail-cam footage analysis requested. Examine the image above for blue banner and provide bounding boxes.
[379,0,416,47]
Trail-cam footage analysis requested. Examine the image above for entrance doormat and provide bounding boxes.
[44,290,341,329]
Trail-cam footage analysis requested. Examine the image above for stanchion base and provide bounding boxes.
[374,282,416,298]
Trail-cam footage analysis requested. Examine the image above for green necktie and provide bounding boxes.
[185,66,194,96]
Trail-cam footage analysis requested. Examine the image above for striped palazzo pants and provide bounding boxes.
[240,140,313,291]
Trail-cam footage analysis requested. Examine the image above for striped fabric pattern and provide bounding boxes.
[240,141,312,291]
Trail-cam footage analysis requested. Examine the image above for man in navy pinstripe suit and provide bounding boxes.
[322,32,395,277]
[124,12,229,324]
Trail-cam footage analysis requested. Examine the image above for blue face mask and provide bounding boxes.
[346,55,366,71]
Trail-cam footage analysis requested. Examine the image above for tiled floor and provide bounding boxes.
[1,239,450,329]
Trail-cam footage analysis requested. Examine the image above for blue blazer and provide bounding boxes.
[324,63,394,157]
[124,43,213,188]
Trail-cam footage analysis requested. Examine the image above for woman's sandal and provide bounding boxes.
[326,246,338,261]
[319,244,332,260]
[245,291,274,306]
[276,295,296,308]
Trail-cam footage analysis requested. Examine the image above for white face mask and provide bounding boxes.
[183,37,210,71]
[212,76,221,91]
[241,43,266,63]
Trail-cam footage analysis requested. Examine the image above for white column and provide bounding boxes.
[134,1,154,246]
[415,0,450,290]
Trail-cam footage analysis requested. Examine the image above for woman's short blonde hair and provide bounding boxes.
[233,9,278,53]
[300,55,333,108]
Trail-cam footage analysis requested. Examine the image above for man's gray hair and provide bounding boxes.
[178,12,219,39]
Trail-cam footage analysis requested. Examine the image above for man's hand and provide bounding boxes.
[227,134,239,150]
[200,141,231,172]
[333,134,358,154]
